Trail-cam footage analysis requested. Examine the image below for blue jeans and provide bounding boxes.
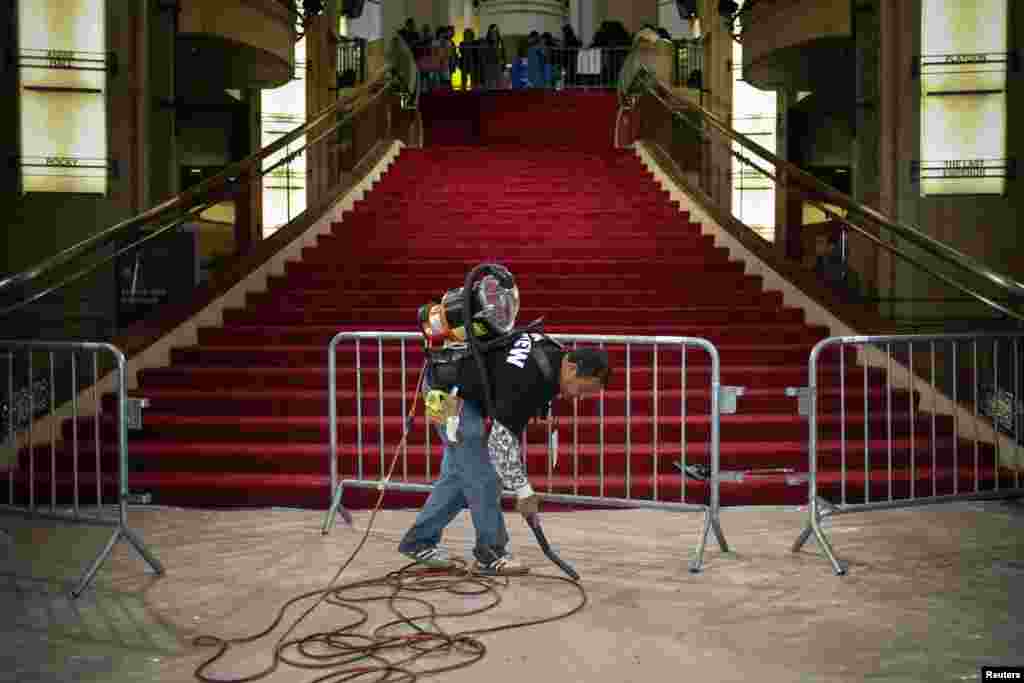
[398,400,510,563]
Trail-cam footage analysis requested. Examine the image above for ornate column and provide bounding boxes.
[369,0,410,77]
[606,0,656,34]
[850,0,882,299]
[150,0,179,202]
[657,0,690,39]
[479,0,568,39]
[305,13,336,208]
[775,88,804,262]
[445,0,476,40]
[699,0,732,209]
[382,0,409,38]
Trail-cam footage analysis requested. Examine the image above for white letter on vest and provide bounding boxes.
[506,334,532,369]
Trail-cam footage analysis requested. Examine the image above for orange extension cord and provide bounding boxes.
[193,362,587,683]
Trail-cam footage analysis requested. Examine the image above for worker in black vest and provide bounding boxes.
[398,335,610,575]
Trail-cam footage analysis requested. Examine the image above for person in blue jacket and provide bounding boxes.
[527,31,547,88]
[511,43,529,89]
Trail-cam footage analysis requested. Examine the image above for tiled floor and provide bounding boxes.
[1,500,1022,682]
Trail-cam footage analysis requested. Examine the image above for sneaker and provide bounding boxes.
[472,553,529,576]
[400,546,456,569]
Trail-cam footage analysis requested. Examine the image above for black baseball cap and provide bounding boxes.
[567,347,611,387]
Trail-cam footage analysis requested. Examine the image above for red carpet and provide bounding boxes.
[419,90,618,147]
[12,120,1011,510]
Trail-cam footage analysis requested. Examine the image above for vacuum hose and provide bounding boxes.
[463,264,580,582]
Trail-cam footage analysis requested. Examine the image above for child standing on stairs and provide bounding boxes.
[398,340,610,575]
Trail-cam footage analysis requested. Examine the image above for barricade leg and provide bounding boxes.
[323,483,352,534]
[793,497,847,575]
[71,522,164,598]
[690,507,730,573]
[690,510,712,573]
[72,527,122,598]
[711,510,729,553]
[121,524,165,576]
[792,522,813,552]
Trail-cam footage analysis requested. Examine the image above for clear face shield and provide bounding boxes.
[474,275,520,336]
[418,266,521,347]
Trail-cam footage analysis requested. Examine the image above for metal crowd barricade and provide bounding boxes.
[423,45,632,91]
[0,341,164,598]
[322,331,731,573]
[790,333,1024,575]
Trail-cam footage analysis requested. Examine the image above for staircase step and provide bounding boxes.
[342,210,685,223]
[268,273,764,293]
[168,340,849,367]
[220,306,808,327]
[329,224,695,234]
[63,412,957,449]
[266,271,768,287]
[3,471,332,509]
[26,431,995,479]
[299,248,732,263]
[106,385,915,417]
[194,324,832,347]
[137,362,880,390]
[6,465,1011,510]
[281,258,746,277]
[311,236,714,254]
[247,288,786,309]
[325,223,699,237]
[349,201,680,213]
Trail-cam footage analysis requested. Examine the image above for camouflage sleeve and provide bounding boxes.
[488,420,535,499]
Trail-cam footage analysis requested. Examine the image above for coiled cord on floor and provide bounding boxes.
[192,361,588,683]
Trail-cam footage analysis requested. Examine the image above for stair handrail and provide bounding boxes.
[627,66,1024,316]
[0,65,398,303]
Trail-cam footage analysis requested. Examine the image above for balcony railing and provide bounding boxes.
[414,44,626,91]
[337,36,367,88]
[408,40,703,92]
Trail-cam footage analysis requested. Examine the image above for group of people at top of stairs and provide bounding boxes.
[398,18,673,92]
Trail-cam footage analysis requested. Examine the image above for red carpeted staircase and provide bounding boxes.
[15,94,1009,511]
